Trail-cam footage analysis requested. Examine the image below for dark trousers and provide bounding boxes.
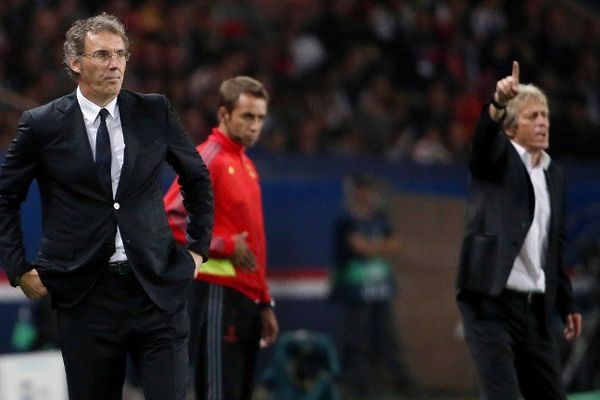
[458,290,566,400]
[55,262,190,400]
[188,281,261,400]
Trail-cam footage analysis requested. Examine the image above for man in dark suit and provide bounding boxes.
[456,61,582,400]
[0,13,213,400]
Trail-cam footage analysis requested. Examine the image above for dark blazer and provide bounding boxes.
[0,90,213,311]
[456,106,576,321]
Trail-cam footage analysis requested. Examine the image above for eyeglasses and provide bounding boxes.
[80,49,130,63]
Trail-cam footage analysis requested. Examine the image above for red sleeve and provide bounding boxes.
[164,177,188,245]
[204,157,236,258]
[209,235,235,258]
[260,271,272,304]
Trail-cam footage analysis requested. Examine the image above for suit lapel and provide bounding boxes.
[511,148,535,219]
[544,167,557,247]
[115,91,139,199]
[58,94,113,197]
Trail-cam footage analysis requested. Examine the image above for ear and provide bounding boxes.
[217,106,229,122]
[69,56,81,75]
[505,119,520,138]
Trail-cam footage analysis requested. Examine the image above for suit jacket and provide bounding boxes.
[0,89,214,311]
[456,105,576,321]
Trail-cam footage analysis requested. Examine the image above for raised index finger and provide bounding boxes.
[512,60,520,85]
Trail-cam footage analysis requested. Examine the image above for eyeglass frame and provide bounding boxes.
[79,49,130,63]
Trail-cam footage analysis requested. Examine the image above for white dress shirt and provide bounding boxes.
[77,87,127,262]
[505,140,551,293]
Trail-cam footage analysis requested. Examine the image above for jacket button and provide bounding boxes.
[114,202,120,210]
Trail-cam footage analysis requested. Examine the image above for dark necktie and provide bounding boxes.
[95,108,112,192]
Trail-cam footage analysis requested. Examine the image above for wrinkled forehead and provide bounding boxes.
[517,96,548,114]
[84,30,126,50]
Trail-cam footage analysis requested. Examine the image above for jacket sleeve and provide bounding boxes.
[554,169,577,319]
[469,104,510,179]
[0,111,39,285]
[163,96,214,261]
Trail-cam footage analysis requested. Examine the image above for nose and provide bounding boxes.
[108,54,118,62]
[107,55,120,68]
[251,117,264,130]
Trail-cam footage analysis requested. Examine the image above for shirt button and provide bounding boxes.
[113,202,120,210]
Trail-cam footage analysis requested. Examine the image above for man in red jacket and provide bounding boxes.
[164,76,278,400]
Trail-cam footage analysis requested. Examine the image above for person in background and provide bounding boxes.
[331,172,419,398]
[0,13,213,400]
[164,76,278,400]
[456,61,582,399]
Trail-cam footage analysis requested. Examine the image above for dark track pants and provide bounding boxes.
[189,281,262,400]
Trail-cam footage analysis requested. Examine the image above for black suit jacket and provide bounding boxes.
[456,105,576,321]
[0,90,213,311]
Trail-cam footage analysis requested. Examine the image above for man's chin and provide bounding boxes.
[105,79,122,89]
[103,86,122,97]
[232,135,256,148]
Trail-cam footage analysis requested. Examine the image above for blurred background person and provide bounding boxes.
[331,173,420,399]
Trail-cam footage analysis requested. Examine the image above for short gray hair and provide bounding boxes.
[63,13,129,81]
[502,84,549,131]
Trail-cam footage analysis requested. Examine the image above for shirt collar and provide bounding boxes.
[76,86,119,122]
[510,139,551,171]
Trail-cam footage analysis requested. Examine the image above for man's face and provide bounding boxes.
[220,93,267,148]
[69,31,126,106]
[508,99,550,153]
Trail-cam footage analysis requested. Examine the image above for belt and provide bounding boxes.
[108,260,130,275]
[501,289,544,304]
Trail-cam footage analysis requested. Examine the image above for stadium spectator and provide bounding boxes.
[0,1,597,162]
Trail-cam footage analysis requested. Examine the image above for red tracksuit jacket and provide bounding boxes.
[164,128,271,304]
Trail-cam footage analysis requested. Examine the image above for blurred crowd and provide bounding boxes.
[0,0,598,163]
